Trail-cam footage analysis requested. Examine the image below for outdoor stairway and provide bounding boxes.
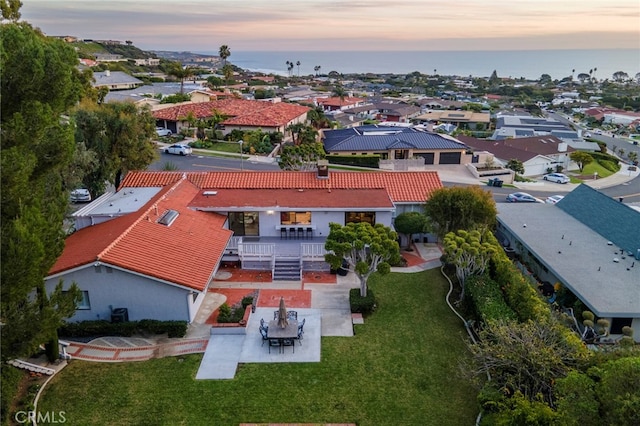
[7,359,56,375]
[273,257,301,281]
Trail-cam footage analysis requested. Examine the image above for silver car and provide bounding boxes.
[543,173,570,184]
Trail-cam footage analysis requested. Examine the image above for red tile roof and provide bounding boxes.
[120,170,443,203]
[189,188,394,209]
[50,178,232,292]
[152,99,309,127]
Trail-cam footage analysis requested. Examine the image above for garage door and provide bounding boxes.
[439,152,461,164]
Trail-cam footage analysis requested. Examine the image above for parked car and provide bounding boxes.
[70,188,91,203]
[156,127,172,137]
[545,195,565,204]
[506,192,544,203]
[164,144,192,156]
[543,173,570,184]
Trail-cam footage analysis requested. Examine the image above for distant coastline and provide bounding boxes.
[194,49,639,81]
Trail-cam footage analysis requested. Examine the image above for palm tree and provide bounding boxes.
[314,65,321,76]
[219,45,231,67]
[296,61,301,77]
[168,64,195,94]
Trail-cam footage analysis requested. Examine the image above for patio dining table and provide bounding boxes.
[267,319,299,353]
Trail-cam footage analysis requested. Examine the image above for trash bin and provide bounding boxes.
[487,178,495,186]
[493,179,503,187]
[337,259,349,276]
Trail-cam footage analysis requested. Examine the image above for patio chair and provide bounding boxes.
[268,338,281,353]
[298,318,306,335]
[297,227,304,239]
[296,326,304,345]
[260,318,266,328]
[259,325,269,346]
[306,227,313,239]
[273,310,280,320]
[287,310,298,321]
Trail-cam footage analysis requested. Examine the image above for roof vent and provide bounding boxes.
[203,191,218,196]
[157,209,179,226]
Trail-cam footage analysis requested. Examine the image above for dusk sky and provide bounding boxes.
[20,0,640,52]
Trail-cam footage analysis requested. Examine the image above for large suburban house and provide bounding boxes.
[497,185,640,342]
[152,99,310,137]
[322,125,471,165]
[47,169,442,323]
[415,110,491,131]
[458,135,578,176]
[92,70,144,91]
[343,101,422,123]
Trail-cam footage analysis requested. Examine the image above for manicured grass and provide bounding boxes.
[580,161,615,178]
[39,270,478,425]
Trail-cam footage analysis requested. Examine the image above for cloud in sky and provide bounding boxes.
[20,0,640,51]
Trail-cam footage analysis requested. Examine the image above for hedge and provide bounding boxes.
[466,274,517,322]
[59,319,188,338]
[349,288,377,315]
[327,154,380,168]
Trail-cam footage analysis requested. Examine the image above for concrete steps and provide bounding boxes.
[273,258,300,281]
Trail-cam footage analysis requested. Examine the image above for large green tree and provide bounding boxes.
[443,229,495,301]
[324,222,401,297]
[424,186,497,239]
[570,151,594,172]
[73,102,157,192]
[218,44,230,67]
[1,21,85,360]
[278,142,325,171]
[394,212,428,250]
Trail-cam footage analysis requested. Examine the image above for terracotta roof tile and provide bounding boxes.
[51,178,232,292]
[122,170,443,203]
[152,99,309,126]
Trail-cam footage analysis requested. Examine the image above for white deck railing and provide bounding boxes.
[301,243,327,260]
[238,242,275,261]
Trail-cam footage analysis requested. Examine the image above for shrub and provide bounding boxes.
[216,303,245,323]
[466,274,517,322]
[58,319,188,338]
[241,296,254,310]
[327,154,380,168]
[349,288,376,315]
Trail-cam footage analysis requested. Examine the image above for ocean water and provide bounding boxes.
[196,49,639,81]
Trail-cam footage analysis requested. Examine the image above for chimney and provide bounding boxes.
[317,159,329,179]
[105,70,111,77]
[558,142,568,152]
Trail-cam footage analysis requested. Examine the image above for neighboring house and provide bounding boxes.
[316,96,365,112]
[415,110,491,130]
[93,53,127,63]
[344,102,422,123]
[416,98,465,110]
[496,185,640,342]
[47,169,442,322]
[133,58,160,66]
[494,114,569,134]
[458,135,577,176]
[93,70,144,91]
[152,99,310,137]
[322,125,470,165]
[46,177,233,323]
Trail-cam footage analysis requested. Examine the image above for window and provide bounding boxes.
[64,290,91,310]
[345,212,375,225]
[280,211,311,225]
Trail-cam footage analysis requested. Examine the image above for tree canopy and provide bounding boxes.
[1,21,85,360]
[278,142,325,171]
[424,186,497,239]
[443,229,495,300]
[324,222,400,297]
[570,151,594,172]
[394,212,429,250]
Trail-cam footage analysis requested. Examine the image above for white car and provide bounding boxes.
[156,127,172,137]
[164,144,192,156]
[543,173,570,184]
[70,188,91,203]
[545,195,565,204]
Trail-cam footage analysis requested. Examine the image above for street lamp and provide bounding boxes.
[238,139,244,171]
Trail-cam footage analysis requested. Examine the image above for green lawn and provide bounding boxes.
[39,270,478,425]
[579,161,615,179]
